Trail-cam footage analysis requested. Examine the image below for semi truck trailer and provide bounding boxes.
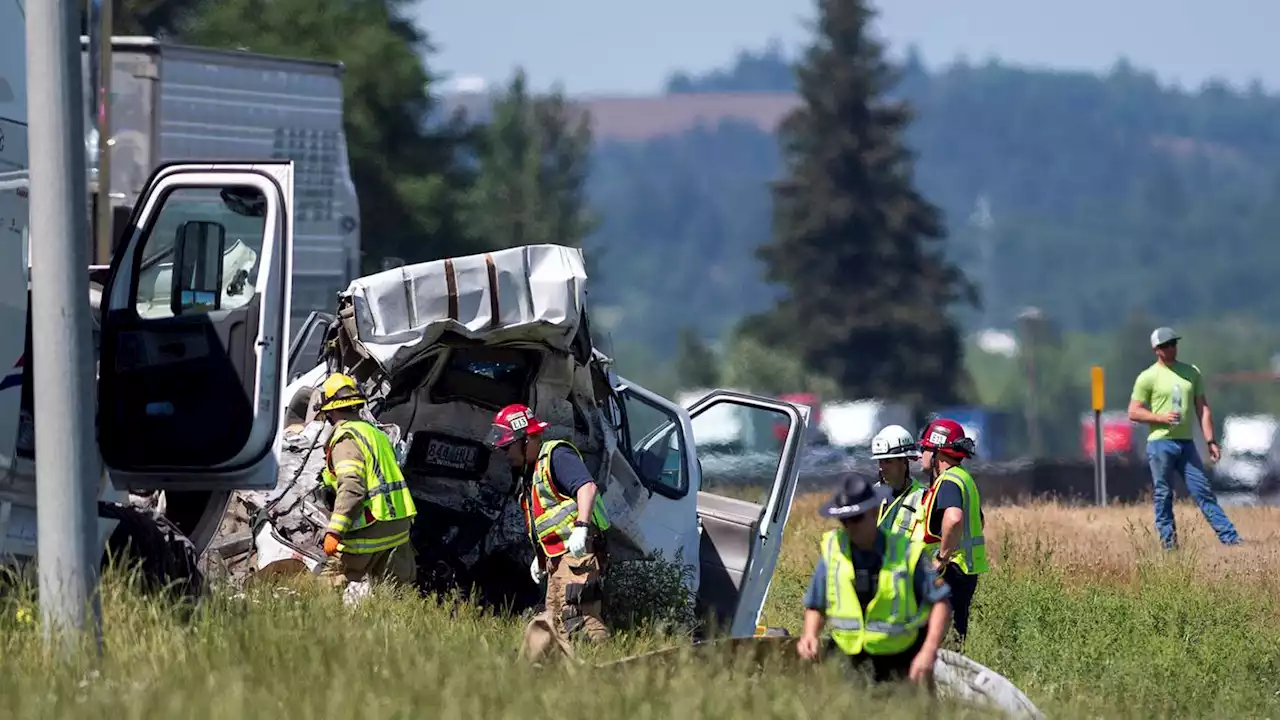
[81,35,361,336]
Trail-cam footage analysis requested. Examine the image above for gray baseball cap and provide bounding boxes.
[1150,327,1180,348]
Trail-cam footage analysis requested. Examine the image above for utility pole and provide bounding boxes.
[92,0,113,264]
[27,0,104,654]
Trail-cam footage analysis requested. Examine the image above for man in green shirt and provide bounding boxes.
[1128,327,1241,550]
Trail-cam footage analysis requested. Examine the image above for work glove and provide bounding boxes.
[530,557,545,584]
[323,532,341,557]
[567,525,589,558]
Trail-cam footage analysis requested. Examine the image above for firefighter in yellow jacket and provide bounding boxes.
[487,403,611,642]
[315,373,418,590]
[915,417,988,646]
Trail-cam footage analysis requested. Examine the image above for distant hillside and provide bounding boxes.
[580,48,1280,357]
[440,47,1280,358]
[440,90,797,141]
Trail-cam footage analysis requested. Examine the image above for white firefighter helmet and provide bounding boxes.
[870,424,919,460]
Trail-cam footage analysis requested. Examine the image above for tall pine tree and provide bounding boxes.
[463,69,598,271]
[748,0,976,408]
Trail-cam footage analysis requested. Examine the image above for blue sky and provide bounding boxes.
[416,0,1276,95]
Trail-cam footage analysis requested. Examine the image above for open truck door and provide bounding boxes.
[97,162,294,492]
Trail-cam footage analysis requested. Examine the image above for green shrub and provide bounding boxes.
[603,547,698,633]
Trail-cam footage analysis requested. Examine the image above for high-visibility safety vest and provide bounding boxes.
[522,439,610,559]
[913,465,988,575]
[321,420,418,554]
[821,528,931,656]
[877,478,928,540]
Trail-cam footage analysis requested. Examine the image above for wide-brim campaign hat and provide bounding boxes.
[819,474,895,520]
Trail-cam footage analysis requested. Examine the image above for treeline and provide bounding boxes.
[98,0,1280,438]
[588,28,1280,448]
[587,44,1280,357]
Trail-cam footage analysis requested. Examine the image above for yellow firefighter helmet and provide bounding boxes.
[317,373,366,412]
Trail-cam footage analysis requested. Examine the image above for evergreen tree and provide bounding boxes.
[83,0,204,37]
[747,0,976,407]
[464,69,597,269]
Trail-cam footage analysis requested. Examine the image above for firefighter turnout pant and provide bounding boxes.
[318,518,417,591]
[545,547,609,642]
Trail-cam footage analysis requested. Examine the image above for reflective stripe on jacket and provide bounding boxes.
[321,420,417,553]
[877,478,928,540]
[521,439,610,559]
[917,465,988,575]
[821,528,930,656]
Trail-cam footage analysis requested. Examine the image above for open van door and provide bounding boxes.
[616,381,808,638]
[687,390,808,637]
[97,161,294,492]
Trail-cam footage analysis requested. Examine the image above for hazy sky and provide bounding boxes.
[417,0,1276,95]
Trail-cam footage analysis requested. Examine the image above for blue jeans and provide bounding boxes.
[1146,438,1241,548]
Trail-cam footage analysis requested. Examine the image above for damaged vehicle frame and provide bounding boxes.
[204,244,812,638]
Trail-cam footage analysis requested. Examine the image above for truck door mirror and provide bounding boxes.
[170,219,226,316]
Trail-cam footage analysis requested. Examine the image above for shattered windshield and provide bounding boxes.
[453,357,522,381]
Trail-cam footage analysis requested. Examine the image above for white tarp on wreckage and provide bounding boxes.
[347,243,588,373]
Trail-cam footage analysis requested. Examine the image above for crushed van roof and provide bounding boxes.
[344,244,588,374]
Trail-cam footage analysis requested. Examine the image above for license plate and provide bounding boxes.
[406,432,489,479]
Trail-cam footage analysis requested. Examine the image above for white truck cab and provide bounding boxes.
[1,0,297,584]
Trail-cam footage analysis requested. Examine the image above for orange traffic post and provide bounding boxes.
[1090,366,1107,505]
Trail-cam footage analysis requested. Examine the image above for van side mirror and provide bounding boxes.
[170,220,226,316]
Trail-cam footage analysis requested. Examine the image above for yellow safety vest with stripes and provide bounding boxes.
[877,478,928,540]
[524,439,611,559]
[913,465,988,575]
[321,420,417,554]
[821,528,931,656]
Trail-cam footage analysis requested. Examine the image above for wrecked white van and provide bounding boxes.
[202,244,812,638]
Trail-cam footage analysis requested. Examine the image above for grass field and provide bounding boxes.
[765,494,1280,718]
[0,494,1277,719]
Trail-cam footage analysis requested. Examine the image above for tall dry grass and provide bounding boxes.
[764,491,1280,718]
[778,492,1280,592]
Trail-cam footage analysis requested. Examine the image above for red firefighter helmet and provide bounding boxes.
[917,418,976,460]
[486,404,549,450]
